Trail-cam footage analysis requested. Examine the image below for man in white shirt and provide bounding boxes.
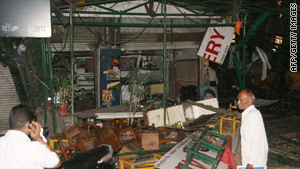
[237,89,269,169]
[0,104,61,169]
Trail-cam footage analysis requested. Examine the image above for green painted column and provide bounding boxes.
[70,8,75,124]
[47,41,57,133]
[242,22,246,89]
[41,39,48,126]
[163,0,167,127]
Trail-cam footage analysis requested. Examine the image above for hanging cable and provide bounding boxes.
[172,2,226,25]
[51,25,71,52]
[73,2,161,45]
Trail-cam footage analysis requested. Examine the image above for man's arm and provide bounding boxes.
[35,137,62,168]
[30,121,62,168]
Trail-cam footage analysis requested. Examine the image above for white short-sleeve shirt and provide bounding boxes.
[0,130,60,169]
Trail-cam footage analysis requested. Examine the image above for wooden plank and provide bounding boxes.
[119,145,138,161]
[98,128,122,151]
[117,127,138,145]
[150,83,163,96]
[64,125,85,141]
[141,132,159,151]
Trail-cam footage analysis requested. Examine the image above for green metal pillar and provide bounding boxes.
[163,0,167,127]
[47,41,57,133]
[70,8,75,124]
[41,39,48,126]
[233,12,271,89]
[242,22,246,89]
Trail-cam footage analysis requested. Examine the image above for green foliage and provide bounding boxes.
[127,67,150,99]
[127,66,150,114]
[54,76,79,105]
[0,38,44,107]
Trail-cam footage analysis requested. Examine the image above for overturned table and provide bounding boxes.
[75,105,144,120]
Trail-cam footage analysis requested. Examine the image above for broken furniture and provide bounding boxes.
[159,128,186,144]
[150,83,163,99]
[219,116,240,136]
[74,105,145,130]
[58,139,85,161]
[98,126,138,151]
[117,127,138,145]
[49,138,86,161]
[98,128,123,150]
[177,130,227,169]
[49,139,77,160]
[74,105,144,120]
[105,119,128,129]
[64,125,97,151]
[54,125,98,160]
[147,98,220,127]
[119,154,162,169]
[119,142,142,161]
[141,132,160,150]
[64,125,85,142]
[139,127,186,151]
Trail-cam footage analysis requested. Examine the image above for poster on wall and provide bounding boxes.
[100,49,121,107]
[102,90,113,105]
[197,27,234,64]
[106,69,120,80]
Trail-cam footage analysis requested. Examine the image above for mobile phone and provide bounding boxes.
[28,120,33,129]
[27,115,36,129]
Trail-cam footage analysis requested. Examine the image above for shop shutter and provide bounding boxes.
[0,64,20,134]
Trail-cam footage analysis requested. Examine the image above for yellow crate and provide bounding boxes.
[220,117,240,136]
[119,154,162,169]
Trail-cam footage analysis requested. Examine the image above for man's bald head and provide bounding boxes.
[237,89,255,110]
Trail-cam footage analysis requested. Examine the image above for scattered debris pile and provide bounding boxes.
[48,98,245,169]
[48,99,300,169]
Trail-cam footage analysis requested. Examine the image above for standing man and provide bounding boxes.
[0,104,61,169]
[237,89,268,168]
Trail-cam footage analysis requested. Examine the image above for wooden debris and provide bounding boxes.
[141,132,160,150]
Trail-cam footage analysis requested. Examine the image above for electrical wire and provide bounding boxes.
[172,2,202,24]
[73,2,161,45]
[51,25,70,52]
[236,9,249,24]
[172,2,226,25]
[173,3,207,25]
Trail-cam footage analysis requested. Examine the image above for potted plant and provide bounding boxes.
[54,76,79,116]
[127,66,150,124]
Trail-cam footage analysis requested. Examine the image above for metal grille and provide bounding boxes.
[0,64,20,134]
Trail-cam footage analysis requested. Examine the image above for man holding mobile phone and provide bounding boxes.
[0,104,61,169]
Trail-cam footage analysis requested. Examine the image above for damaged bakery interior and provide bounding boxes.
[0,0,299,169]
